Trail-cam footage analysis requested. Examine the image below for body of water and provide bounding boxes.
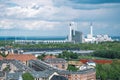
[0,36,120,41]
[111,36,120,41]
[0,36,67,40]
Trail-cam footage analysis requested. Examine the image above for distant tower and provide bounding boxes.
[69,23,72,42]
[90,22,93,38]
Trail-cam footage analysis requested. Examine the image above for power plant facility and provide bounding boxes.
[9,21,113,44]
[84,23,113,43]
[84,23,96,43]
[14,22,84,44]
[69,22,83,43]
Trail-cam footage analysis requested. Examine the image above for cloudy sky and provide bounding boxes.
[0,0,120,37]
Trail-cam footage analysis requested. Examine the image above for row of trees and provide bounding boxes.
[1,40,120,51]
[17,41,119,51]
[92,50,120,59]
[96,60,120,80]
[37,50,79,60]
[57,50,79,60]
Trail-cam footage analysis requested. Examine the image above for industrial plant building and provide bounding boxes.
[14,22,83,44]
[13,22,112,44]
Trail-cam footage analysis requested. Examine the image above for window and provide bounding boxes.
[62,64,65,69]
[56,65,58,67]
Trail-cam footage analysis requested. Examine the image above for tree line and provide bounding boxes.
[96,60,120,80]
[92,50,120,59]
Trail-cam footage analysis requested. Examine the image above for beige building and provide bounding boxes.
[44,58,68,70]
[59,69,96,80]
[29,60,96,80]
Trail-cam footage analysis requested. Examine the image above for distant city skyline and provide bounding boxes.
[0,0,120,36]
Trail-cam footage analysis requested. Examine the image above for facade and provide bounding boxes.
[0,60,30,80]
[96,35,113,42]
[0,47,23,55]
[87,61,96,67]
[68,61,83,68]
[58,69,96,80]
[68,71,96,80]
[68,22,83,43]
[72,30,83,43]
[44,58,68,70]
[0,71,4,80]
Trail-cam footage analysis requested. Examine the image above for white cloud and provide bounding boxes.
[1,0,120,21]
[0,20,14,29]
[0,19,60,30]
[24,21,60,30]
[0,0,120,36]
[10,0,53,7]
[6,6,39,18]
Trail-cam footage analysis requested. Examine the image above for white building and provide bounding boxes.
[84,23,96,43]
[84,23,113,43]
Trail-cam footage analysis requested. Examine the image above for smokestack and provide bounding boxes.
[69,23,72,41]
[90,22,93,38]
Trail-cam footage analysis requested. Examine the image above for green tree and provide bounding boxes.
[92,50,120,59]
[67,64,79,71]
[58,51,79,60]
[37,53,46,60]
[96,61,120,80]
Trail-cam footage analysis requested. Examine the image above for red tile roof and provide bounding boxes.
[0,54,37,62]
[80,59,112,64]
[0,56,3,60]
[43,55,56,60]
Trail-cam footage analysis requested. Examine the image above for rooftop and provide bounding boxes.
[43,55,56,60]
[51,75,68,80]
[80,59,112,64]
[6,72,22,80]
[44,58,67,63]
[0,54,37,62]
[29,60,95,75]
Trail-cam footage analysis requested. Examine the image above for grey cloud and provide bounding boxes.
[69,0,120,4]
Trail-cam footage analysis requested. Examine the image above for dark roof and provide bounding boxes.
[0,59,32,72]
[29,59,95,73]
[6,72,22,80]
[31,70,55,78]
[51,75,68,80]
[57,68,96,75]
[0,71,4,77]
[45,58,67,63]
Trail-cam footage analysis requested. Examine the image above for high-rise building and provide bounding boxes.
[72,30,83,43]
[68,22,83,43]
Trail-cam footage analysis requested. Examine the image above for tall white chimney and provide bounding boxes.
[69,23,72,41]
[90,22,93,38]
